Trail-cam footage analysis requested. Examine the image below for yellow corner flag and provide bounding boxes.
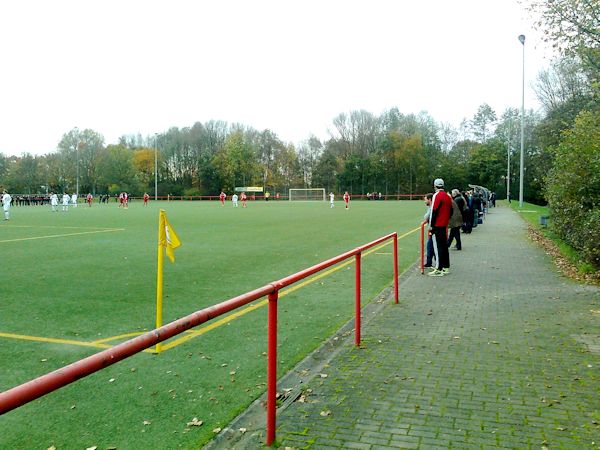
[159,209,181,263]
[156,209,181,353]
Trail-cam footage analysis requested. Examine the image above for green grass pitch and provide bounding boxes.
[0,199,423,449]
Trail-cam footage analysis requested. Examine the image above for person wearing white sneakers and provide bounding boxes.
[428,178,452,276]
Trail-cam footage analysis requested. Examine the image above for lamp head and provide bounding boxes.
[518,35,525,45]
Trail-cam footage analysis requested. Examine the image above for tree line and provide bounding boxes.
[0,106,544,201]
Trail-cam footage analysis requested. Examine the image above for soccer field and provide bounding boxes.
[0,199,423,449]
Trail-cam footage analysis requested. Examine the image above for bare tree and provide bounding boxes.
[534,57,591,112]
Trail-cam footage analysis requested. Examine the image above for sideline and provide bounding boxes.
[0,227,125,244]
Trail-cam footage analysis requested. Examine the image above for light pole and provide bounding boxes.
[75,128,80,197]
[154,133,158,201]
[507,141,511,201]
[518,34,525,208]
[76,143,79,197]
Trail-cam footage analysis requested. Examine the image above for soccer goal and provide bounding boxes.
[288,188,326,201]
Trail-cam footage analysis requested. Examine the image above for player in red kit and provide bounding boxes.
[143,192,149,206]
[219,191,226,205]
[86,193,93,207]
[343,191,350,209]
[241,192,247,208]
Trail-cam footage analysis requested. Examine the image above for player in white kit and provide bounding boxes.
[2,190,12,220]
[50,193,59,212]
[62,193,70,211]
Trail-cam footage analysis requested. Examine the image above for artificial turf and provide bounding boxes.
[0,198,423,449]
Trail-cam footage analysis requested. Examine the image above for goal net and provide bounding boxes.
[288,188,326,201]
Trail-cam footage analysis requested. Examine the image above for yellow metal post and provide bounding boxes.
[156,212,165,353]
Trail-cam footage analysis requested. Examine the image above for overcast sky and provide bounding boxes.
[0,0,554,156]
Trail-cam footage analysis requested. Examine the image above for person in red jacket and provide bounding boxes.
[428,178,452,276]
[219,191,226,205]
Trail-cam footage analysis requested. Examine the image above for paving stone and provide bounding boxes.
[341,442,372,449]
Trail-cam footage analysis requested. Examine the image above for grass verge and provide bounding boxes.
[504,200,599,284]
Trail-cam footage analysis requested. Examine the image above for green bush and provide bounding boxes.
[545,110,600,268]
[183,187,202,196]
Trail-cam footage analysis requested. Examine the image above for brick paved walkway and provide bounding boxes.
[209,206,600,449]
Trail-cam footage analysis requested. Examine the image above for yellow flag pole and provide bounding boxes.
[156,211,165,353]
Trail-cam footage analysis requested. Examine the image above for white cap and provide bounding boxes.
[434,178,444,188]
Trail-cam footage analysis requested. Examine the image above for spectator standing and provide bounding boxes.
[428,178,452,276]
[463,191,474,233]
[447,190,464,251]
[472,192,482,228]
[423,193,435,268]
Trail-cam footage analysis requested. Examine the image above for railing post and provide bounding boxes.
[420,222,425,274]
[393,234,399,304]
[266,290,278,446]
[355,253,361,347]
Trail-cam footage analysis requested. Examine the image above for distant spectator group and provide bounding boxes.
[366,192,383,200]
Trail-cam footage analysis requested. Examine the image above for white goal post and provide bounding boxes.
[288,188,326,201]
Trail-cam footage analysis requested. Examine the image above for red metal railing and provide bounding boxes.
[420,220,427,274]
[0,232,399,446]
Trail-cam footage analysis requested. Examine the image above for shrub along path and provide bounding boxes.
[208,205,600,449]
